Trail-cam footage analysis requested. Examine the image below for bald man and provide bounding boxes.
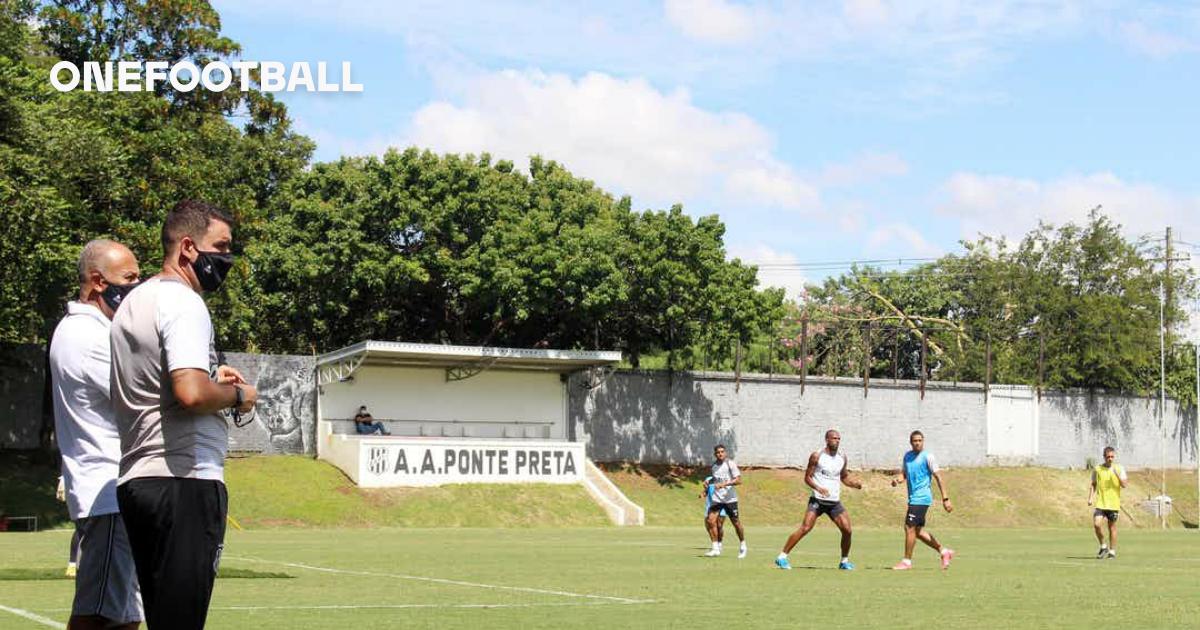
[50,239,143,629]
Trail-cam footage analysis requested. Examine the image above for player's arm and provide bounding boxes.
[1116,465,1128,488]
[804,452,828,496]
[1087,469,1096,506]
[933,471,953,512]
[172,369,255,414]
[841,458,863,490]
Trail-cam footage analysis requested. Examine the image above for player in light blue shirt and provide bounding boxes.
[891,430,955,570]
[702,475,726,548]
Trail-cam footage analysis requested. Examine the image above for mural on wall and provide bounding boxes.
[224,353,316,455]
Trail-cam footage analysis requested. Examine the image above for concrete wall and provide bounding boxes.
[223,352,316,455]
[1037,390,1197,469]
[571,370,1198,470]
[320,366,567,440]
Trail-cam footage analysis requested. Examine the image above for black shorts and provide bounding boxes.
[807,497,845,518]
[1094,509,1119,523]
[118,477,227,630]
[905,504,930,528]
[709,502,740,520]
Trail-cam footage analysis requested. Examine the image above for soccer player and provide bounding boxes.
[111,201,257,629]
[776,429,862,570]
[703,444,747,558]
[890,430,955,570]
[701,475,726,547]
[1088,446,1128,559]
[50,239,143,629]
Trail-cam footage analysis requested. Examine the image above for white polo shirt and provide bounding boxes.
[49,301,120,519]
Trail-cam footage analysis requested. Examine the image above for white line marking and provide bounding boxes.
[0,603,66,629]
[226,555,657,605]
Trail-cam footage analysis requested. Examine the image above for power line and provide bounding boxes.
[747,257,939,269]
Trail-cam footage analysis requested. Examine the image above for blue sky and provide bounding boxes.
[211,0,1200,310]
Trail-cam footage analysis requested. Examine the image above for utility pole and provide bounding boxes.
[1149,227,1189,529]
[1165,227,1174,335]
[1159,282,1166,529]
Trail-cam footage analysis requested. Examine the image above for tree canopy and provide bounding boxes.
[1,1,1194,405]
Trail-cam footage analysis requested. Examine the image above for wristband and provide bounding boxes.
[942,497,950,501]
[232,384,244,409]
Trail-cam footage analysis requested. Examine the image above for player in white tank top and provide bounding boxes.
[811,449,845,502]
[775,429,863,570]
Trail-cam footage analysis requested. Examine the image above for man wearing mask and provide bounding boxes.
[111,200,257,629]
[50,240,143,629]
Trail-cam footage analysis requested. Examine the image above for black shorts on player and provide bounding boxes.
[905,504,929,527]
[806,497,845,518]
[1093,508,1118,523]
[709,502,740,521]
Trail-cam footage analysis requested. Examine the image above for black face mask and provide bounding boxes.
[101,280,140,312]
[192,250,234,292]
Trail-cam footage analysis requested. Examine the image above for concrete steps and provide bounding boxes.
[582,459,644,526]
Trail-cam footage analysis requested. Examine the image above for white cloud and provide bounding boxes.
[728,243,808,301]
[937,172,1200,244]
[866,222,943,257]
[818,151,909,188]
[664,0,759,45]
[1117,21,1198,59]
[404,69,820,211]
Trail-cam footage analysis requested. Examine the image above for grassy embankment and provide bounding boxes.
[3,452,1196,529]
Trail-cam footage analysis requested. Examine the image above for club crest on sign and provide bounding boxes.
[367,447,389,475]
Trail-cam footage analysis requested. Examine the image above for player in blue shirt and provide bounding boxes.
[890,430,955,570]
[701,475,726,549]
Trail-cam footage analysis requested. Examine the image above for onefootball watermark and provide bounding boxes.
[49,60,363,93]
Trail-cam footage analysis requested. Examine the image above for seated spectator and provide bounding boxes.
[354,405,390,435]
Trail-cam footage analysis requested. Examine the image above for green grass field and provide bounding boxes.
[3,454,1199,628]
[3,526,1199,629]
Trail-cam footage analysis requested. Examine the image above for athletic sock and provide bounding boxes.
[777,552,788,560]
[841,557,849,563]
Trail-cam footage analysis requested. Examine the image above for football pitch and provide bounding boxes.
[2,526,1197,629]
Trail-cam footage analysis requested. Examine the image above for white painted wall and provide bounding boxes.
[321,366,567,439]
[986,385,1039,462]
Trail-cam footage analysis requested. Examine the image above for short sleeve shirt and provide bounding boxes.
[710,459,740,504]
[110,277,227,484]
[49,302,120,519]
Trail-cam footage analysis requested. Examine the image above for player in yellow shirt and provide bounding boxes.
[1087,446,1128,559]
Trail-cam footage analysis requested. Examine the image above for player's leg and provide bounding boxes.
[727,505,746,543]
[716,515,725,543]
[705,508,721,542]
[704,507,722,555]
[1106,514,1118,557]
[724,504,747,558]
[1093,512,1108,558]
[781,507,819,553]
[66,523,81,577]
[832,509,854,569]
[776,506,819,569]
[916,527,942,551]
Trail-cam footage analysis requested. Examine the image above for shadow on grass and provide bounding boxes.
[599,462,711,489]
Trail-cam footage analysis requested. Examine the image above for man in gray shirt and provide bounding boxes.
[111,200,257,630]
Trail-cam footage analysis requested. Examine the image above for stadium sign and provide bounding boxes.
[351,438,587,487]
